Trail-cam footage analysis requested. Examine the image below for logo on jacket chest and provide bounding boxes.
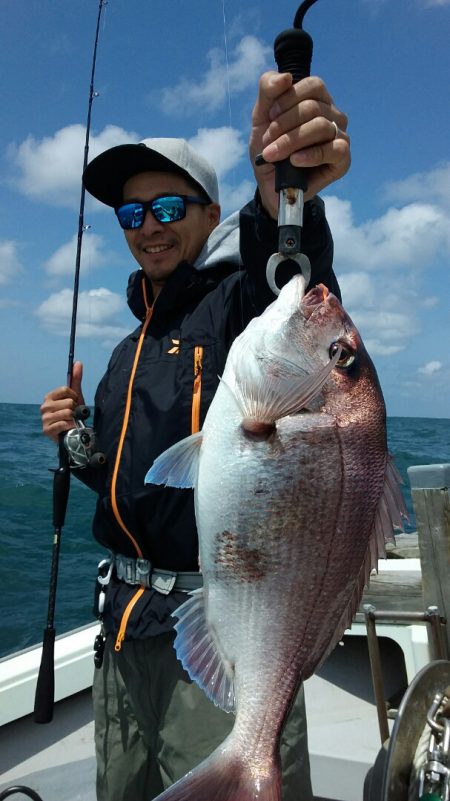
[167,338,180,355]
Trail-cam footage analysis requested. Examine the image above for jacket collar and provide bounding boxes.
[126,260,231,323]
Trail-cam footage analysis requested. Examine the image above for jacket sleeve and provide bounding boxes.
[239,191,341,314]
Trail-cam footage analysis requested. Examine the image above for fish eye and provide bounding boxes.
[329,341,356,369]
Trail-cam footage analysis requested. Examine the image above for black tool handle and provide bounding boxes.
[274,27,313,85]
[273,0,317,192]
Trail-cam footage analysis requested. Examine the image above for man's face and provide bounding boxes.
[122,171,220,298]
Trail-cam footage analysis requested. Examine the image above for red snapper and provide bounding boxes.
[146,275,406,801]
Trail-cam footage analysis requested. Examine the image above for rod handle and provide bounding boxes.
[33,627,55,723]
[53,435,70,529]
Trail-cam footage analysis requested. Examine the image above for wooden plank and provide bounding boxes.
[356,570,422,620]
[385,533,419,559]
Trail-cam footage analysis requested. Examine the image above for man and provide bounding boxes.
[41,72,350,801]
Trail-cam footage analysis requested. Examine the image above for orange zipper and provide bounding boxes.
[114,586,146,652]
[113,276,153,652]
[191,346,204,434]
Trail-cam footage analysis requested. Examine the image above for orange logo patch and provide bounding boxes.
[167,339,180,355]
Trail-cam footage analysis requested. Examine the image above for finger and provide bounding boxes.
[41,386,79,406]
[291,137,349,167]
[251,71,293,129]
[305,157,351,200]
[43,422,73,443]
[41,396,79,415]
[263,99,338,147]
[40,390,78,421]
[41,405,78,442]
[296,138,351,200]
[268,76,334,121]
[262,117,349,163]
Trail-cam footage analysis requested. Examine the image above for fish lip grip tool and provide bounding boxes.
[265,0,319,296]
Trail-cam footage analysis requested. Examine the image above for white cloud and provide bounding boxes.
[418,360,443,375]
[35,287,129,340]
[189,127,246,180]
[159,35,271,115]
[324,164,450,360]
[324,195,450,273]
[337,271,374,308]
[8,124,139,208]
[188,127,254,214]
[219,180,255,215]
[352,304,419,356]
[8,122,252,213]
[422,296,439,309]
[0,240,23,285]
[384,162,450,211]
[43,233,110,278]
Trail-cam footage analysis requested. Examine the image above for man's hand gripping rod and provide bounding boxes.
[263,0,319,295]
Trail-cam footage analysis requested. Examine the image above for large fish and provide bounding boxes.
[145,275,405,801]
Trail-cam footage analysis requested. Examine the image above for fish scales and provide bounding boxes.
[145,276,405,801]
[199,413,380,680]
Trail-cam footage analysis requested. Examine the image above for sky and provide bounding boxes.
[0,0,449,418]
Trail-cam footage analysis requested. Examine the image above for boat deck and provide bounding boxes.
[0,689,96,801]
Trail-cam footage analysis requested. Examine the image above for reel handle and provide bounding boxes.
[73,404,90,421]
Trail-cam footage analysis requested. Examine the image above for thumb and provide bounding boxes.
[70,361,85,406]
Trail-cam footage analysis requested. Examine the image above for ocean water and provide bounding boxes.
[1,402,449,659]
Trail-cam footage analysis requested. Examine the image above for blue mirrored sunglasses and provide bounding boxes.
[115,194,210,230]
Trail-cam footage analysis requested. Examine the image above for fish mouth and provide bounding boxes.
[301,284,330,319]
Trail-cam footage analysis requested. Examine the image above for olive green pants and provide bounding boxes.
[93,633,313,801]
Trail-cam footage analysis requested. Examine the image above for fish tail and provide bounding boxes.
[153,744,281,801]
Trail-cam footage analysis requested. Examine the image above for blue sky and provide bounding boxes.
[0,0,449,418]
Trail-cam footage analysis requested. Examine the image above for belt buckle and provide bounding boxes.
[136,557,152,587]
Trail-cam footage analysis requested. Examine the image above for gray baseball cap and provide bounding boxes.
[82,137,219,208]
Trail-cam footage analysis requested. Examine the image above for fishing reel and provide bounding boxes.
[64,405,106,469]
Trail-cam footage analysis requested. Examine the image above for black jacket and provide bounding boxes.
[78,195,340,639]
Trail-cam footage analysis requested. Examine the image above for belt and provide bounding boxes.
[110,552,203,595]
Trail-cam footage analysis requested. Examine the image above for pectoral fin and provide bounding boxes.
[145,432,203,489]
[231,347,342,424]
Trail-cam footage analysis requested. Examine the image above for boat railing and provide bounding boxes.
[363,462,450,801]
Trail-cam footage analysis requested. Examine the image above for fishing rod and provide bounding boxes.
[33,0,107,725]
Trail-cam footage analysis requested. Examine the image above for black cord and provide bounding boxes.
[0,787,44,801]
[294,0,319,29]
